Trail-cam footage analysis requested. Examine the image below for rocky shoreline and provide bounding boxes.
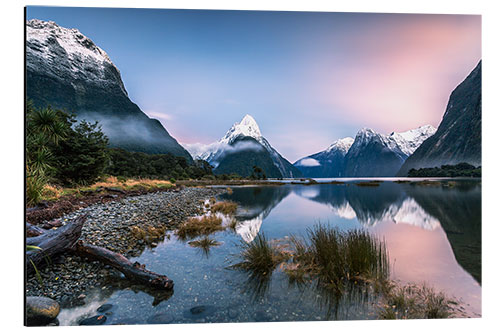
[26,187,225,308]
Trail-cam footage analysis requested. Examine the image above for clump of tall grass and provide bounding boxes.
[211,201,238,216]
[130,225,166,244]
[282,225,389,293]
[230,234,289,276]
[378,283,455,319]
[26,165,47,206]
[176,215,224,239]
[267,226,388,297]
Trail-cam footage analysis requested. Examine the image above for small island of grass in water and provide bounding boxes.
[230,224,460,319]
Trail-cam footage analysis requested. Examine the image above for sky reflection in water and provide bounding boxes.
[59,180,481,324]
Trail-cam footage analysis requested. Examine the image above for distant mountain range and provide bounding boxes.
[26,19,192,160]
[397,61,482,176]
[294,125,436,177]
[26,19,481,178]
[184,115,302,178]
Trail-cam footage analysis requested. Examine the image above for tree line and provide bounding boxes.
[25,102,213,204]
[408,163,481,178]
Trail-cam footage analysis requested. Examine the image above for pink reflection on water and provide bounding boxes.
[372,220,481,316]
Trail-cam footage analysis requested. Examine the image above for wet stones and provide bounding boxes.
[26,296,60,326]
[26,188,225,306]
[97,303,113,313]
[79,314,107,325]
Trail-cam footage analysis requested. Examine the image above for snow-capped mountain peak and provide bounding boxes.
[326,137,355,154]
[221,114,262,144]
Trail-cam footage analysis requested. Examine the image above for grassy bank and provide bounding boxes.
[32,176,174,204]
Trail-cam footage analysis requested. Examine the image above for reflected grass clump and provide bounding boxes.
[379,283,456,319]
[188,237,221,257]
[189,237,220,248]
[211,201,238,216]
[176,215,224,239]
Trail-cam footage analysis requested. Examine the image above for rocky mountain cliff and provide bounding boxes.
[26,19,191,160]
[397,61,482,176]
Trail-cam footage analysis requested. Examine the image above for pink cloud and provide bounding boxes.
[311,15,481,134]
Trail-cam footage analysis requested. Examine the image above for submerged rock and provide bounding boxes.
[26,296,60,326]
[97,304,113,313]
[79,315,107,325]
[183,305,218,319]
[190,305,206,315]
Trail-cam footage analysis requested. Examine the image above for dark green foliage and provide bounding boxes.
[104,148,212,180]
[26,102,111,188]
[53,120,109,185]
[214,137,282,178]
[250,165,267,180]
[408,163,481,178]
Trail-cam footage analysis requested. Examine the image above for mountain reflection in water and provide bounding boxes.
[221,181,481,284]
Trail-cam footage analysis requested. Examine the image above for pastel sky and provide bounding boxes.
[26,7,481,162]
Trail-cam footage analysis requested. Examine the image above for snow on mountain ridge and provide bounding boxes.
[351,125,436,157]
[326,137,355,154]
[26,19,127,96]
[389,125,437,156]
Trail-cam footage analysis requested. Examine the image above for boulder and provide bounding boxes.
[26,296,60,326]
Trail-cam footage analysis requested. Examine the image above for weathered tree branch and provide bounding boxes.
[26,214,174,290]
[73,241,174,290]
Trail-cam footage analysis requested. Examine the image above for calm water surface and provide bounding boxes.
[59,179,481,325]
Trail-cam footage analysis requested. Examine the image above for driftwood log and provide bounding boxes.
[26,214,87,274]
[26,214,174,290]
[74,241,174,290]
[26,222,45,237]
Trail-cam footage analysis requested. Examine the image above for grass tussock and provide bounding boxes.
[283,225,389,292]
[176,215,224,239]
[211,201,238,216]
[378,283,456,319]
[230,234,290,276]
[130,225,166,244]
